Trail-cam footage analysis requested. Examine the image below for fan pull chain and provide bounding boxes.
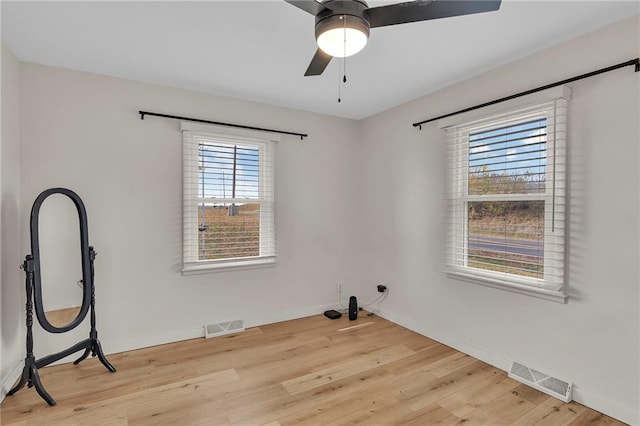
[338,60,341,103]
[343,15,347,84]
[337,15,347,103]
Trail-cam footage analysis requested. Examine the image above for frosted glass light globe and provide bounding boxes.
[317,27,368,58]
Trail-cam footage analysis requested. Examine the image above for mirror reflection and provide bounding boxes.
[38,194,84,328]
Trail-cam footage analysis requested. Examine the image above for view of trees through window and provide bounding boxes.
[466,118,547,278]
[197,142,260,260]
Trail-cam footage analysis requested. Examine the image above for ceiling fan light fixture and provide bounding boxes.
[315,15,369,58]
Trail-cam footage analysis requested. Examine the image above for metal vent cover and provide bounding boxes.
[509,361,572,402]
[205,319,245,339]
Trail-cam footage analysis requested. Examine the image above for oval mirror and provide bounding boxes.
[31,189,91,332]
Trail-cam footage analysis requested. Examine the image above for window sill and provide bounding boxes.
[182,256,276,275]
[446,269,567,304]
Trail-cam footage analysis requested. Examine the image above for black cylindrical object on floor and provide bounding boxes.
[349,296,358,320]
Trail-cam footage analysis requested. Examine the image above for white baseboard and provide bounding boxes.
[244,302,337,329]
[572,385,638,426]
[2,302,340,377]
[374,308,638,426]
[4,303,340,374]
[100,302,338,359]
[1,359,24,403]
[374,307,511,371]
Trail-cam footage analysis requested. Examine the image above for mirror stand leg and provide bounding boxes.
[29,363,56,406]
[7,358,56,406]
[73,330,116,373]
[93,338,116,373]
[7,361,28,395]
[8,256,56,406]
[73,347,91,365]
[73,249,117,373]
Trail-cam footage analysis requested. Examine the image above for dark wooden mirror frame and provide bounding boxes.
[31,188,91,333]
[8,188,115,406]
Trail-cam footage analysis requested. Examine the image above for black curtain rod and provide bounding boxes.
[413,57,640,129]
[139,110,308,140]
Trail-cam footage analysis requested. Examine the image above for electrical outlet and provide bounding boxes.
[336,283,342,293]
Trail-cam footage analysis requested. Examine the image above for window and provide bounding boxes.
[182,124,276,274]
[444,94,568,302]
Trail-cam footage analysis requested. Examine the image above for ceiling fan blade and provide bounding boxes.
[305,48,333,76]
[285,0,328,16]
[366,0,501,28]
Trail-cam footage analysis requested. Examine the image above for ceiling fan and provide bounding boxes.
[285,0,502,76]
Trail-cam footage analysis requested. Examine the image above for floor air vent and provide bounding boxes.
[509,361,572,402]
[205,319,245,338]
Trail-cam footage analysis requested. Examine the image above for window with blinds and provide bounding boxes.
[444,97,567,302]
[182,128,275,273]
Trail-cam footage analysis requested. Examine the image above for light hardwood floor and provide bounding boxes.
[43,306,82,328]
[0,313,623,425]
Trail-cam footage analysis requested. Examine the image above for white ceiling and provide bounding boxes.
[2,1,638,120]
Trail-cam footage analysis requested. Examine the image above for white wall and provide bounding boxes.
[359,15,639,424]
[18,63,364,361]
[1,42,23,399]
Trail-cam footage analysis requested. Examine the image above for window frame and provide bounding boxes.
[441,86,570,303]
[181,122,278,275]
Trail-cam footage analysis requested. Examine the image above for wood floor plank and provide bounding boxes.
[566,408,623,425]
[0,313,623,426]
[438,371,520,418]
[455,389,538,424]
[226,359,408,424]
[125,370,241,424]
[279,387,407,425]
[19,369,239,426]
[510,397,587,425]
[398,403,461,425]
[277,367,436,425]
[329,398,414,425]
[281,344,415,395]
[396,361,500,411]
[423,351,482,377]
[510,383,550,406]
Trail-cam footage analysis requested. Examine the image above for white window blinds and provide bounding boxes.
[444,95,568,302]
[183,127,275,273]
